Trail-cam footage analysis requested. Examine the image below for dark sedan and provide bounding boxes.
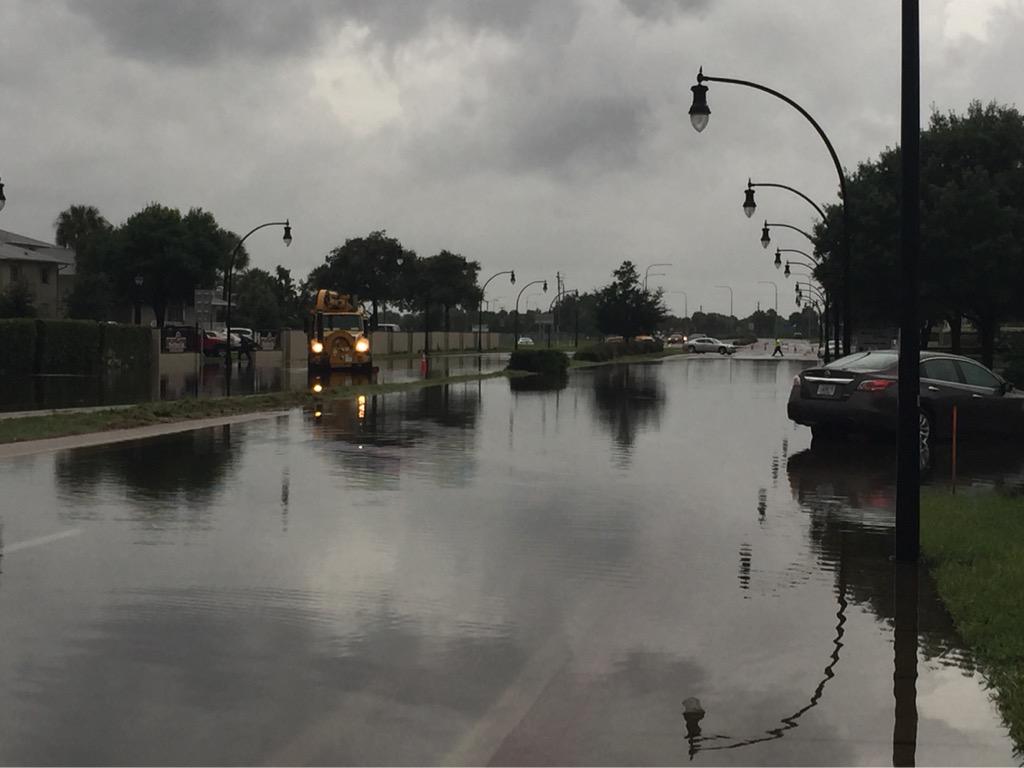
[788,351,1023,443]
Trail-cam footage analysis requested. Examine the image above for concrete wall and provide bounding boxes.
[369,331,506,354]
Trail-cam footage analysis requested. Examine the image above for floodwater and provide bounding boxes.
[0,353,510,413]
[0,357,1020,765]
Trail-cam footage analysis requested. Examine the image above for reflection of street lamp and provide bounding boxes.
[133,274,144,325]
[691,67,853,355]
[225,220,291,377]
[479,269,515,352]
[514,279,547,350]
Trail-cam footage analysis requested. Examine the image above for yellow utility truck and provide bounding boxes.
[308,290,373,371]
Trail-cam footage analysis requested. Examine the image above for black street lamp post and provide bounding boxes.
[479,269,515,353]
[224,220,291,376]
[513,279,547,350]
[692,68,852,355]
[133,274,144,325]
[743,179,827,221]
[762,220,815,249]
[896,0,921,562]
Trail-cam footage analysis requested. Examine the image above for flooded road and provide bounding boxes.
[0,357,1019,765]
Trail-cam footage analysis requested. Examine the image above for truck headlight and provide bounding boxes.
[311,340,324,354]
[312,382,323,394]
[355,337,370,353]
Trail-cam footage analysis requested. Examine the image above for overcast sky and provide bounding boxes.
[2,0,1023,317]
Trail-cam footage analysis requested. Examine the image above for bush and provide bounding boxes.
[507,349,570,374]
[36,319,103,375]
[0,318,38,376]
[101,324,153,369]
[573,338,664,362]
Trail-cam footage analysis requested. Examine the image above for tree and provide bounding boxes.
[233,268,282,329]
[814,101,1024,366]
[594,261,667,338]
[317,231,412,327]
[54,204,113,275]
[0,281,36,318]
[66,273,114,321]
[420,250,480,332]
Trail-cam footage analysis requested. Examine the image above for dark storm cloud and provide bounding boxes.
[67,0,549,66]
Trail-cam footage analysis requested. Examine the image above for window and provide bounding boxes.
[921,358,961,383]
[958,360,1001,389]
[40,266,50,284]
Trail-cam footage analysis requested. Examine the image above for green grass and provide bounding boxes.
[0,370,521,445]
[922,489,1024,750]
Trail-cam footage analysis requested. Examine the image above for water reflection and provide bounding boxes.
[589,364,666,457]
[0,372,152,413]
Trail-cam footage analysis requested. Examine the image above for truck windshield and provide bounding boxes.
[323,314,363,332]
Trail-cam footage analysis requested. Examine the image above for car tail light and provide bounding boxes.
[857,378,893,392]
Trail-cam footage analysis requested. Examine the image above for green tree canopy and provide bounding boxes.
[233,268,282,329]
[594,261,666,338]
[814,100,1024,365]
[0,281,36,318]
[317,230,414,326]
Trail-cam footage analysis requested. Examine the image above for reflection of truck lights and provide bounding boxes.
[311,341,324,354]
[355,337,370,353]
[313,408,323,419]
[357,394,366,420]
[312,382,323,393]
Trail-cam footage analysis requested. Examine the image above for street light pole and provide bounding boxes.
[513,279,547,350]
[743,179,826,220]
[896,0,921,563]
[224,220,291,379]
[692,68,853,355]
[479,269,515,353]
[762,221,815,248]
[644,262,672,292]
[715,285,733,318]
[757,281,778,334]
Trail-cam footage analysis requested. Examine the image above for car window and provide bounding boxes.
[921,358,961,383]
[827,352,898,371]
[958,360,1001,389]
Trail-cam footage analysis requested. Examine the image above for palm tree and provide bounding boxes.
[53,204,111,253]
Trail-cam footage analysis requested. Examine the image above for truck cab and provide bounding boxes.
[308,290,373,371]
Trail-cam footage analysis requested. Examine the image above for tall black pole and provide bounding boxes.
[896,0,921,561]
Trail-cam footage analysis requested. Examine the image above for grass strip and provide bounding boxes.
[569,348,690,369]
[0,370,520,446]
[922,489,1024,751]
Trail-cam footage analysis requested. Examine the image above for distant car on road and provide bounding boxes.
[686,337,736,355]
[667,333,685,345]
[517,336,535,346]
[788,351,1022,446]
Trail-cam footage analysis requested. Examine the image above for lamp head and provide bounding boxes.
[283,220,292,247]
[688,71,710,133]
[542,280,548,292]
[774,248,782,269]
[742,183,756,218]
[510,270,516,285]
[760,221,771,249]
[134,274,144,287]
[0,178,5,212]
[784,262,791,278]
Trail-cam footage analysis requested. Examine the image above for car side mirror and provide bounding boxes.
[1003,380,1015,394]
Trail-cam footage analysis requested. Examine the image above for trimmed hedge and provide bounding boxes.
[574,338,664,362]
[507,349,570,374]
[101,324,153,369]
[0,319,37,376]
[35,319,103,375]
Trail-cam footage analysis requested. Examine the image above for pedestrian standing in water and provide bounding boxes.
[772,338,784,357]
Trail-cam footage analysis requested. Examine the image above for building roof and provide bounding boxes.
[0,228,76,269]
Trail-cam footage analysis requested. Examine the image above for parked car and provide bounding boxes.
[686,337,736,355]
[787,351,1023,444]
[201,330,242,357]
[376,323,401,333]
[604,335,625,343]
[667,333,685,345]
[517,336,535,346]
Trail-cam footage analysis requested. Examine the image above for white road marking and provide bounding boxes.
[3,528,83,555]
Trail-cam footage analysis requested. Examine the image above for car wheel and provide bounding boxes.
[718,346,726,354]
[688,345,697,353]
